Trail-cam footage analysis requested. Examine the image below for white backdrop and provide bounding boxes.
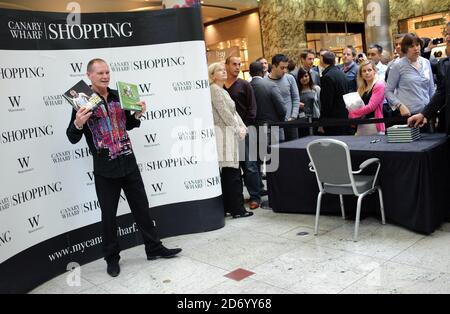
[0,40,221,264]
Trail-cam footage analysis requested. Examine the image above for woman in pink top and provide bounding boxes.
[349,60,386,135]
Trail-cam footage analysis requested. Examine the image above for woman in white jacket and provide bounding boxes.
[209,62,253,218]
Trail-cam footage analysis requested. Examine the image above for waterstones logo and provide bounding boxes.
[150,182,166,196]
[0,197,10,212]
[51,147,91,164]
[8,20,133,40]
[17,156,34,174]
[138,156,198,172]
[172,79,209,92]
[177,128,215,141]
[144,133,159,148]
[141,106,192,121]
[0,231,12,247]
[28,214,44,234]
[1,125,53,144]
[138,83,155,97]
[8,96,25,112]
[69,62,84,77]
[86,171,95,186]
[60,194,127,219]
[7,181,62,207]
[184,175,220,190]
[0,67,44,80]
[43,95,64,107]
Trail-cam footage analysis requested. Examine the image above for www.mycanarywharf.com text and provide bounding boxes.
[177,298,272,311]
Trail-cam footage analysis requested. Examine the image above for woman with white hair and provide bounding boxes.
[209,62,253,219]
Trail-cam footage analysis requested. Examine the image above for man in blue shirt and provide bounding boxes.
[338,45,359,92]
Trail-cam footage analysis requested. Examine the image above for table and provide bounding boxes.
[267,134,450,234]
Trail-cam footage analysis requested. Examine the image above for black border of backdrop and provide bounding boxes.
[0,8,204,50]
[0,7,224,294]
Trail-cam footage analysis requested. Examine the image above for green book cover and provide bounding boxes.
[116,81,142,111]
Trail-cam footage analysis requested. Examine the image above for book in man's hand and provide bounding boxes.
[343,92,365,112]
[116,81,142,111]
[63,80,103,111]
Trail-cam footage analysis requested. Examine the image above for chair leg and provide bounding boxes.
[339,195,345,220]
[377,186,386,225]
[314,191,324,235]
[354,194,365,242]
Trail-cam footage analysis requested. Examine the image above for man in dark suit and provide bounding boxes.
[249,61,286,180]
[250,62,286,126]
[320,51,351,135]
[408,22,450,133]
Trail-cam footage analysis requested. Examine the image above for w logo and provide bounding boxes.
[145,133,157,144]
[28,215,40,228]
[86,171,95,181]
[18,156,30,169]
[139,83,152,94]
[70,63,83,73]
[151,183,164,193]
[8,96,21,108]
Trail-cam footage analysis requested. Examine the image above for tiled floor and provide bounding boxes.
[30,201,450,294]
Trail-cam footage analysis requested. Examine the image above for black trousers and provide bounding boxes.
[283,127,299,142]
[94,167,162,263]
[220,167,246,216]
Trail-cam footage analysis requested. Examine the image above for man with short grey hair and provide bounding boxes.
[66,58,181,278]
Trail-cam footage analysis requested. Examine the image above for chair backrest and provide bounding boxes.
[306,139,353,186]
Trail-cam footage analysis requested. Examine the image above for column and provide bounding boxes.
[363,0,393,54]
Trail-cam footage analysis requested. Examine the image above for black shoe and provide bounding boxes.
[107,262,120,277]
[232,211,254,219]
[147,246,182,260]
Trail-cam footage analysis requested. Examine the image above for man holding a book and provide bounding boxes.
[66,58,181,277]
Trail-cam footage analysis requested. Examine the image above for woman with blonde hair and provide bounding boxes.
[209,62,253,219]
[348,60,386,135]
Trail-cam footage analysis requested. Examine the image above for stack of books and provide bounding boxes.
[387,125,420,143]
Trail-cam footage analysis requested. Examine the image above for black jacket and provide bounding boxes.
[320,65,349,120]
[422,57,450,134]
[250,77,286,124]
[66,89,141,178]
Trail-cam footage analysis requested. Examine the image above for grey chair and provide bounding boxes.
[306,139,385,241]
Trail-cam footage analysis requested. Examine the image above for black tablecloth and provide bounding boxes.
[267,134,450,234]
